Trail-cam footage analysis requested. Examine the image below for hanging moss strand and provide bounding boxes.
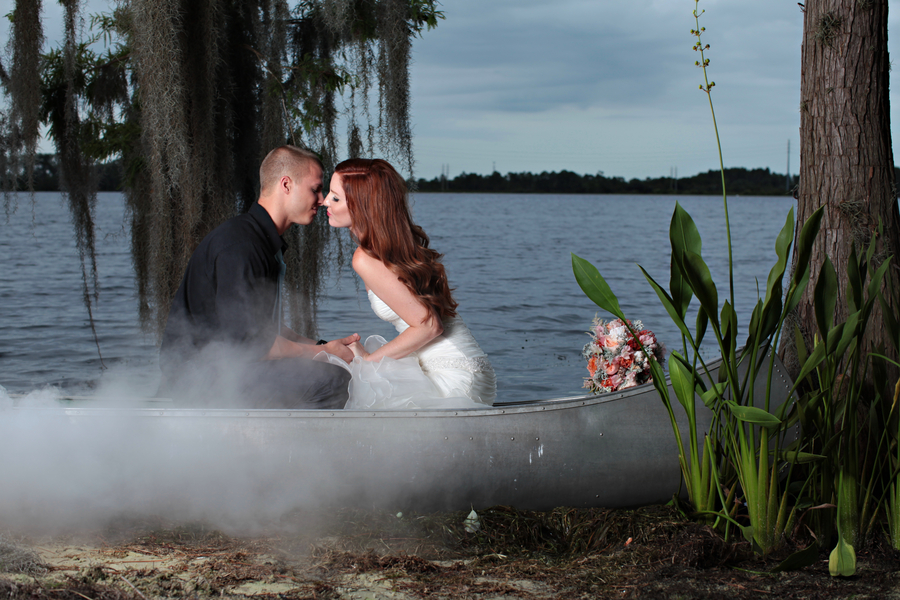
[7,0,45,200]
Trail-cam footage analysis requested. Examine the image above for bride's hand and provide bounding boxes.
[348,340,369,359]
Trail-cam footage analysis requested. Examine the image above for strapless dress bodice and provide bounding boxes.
[320,291,496,409]
[367,290,493,379]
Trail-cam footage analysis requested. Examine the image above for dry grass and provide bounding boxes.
[0,533,47,576]
[3,505,900,599]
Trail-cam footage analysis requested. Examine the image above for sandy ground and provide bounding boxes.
[1,533,555,599]
[3,506,900,599]
[0,508,562,599]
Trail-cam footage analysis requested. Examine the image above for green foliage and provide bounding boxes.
[39,29,132,164]
[572,2,899,571]
[573,159,891,562]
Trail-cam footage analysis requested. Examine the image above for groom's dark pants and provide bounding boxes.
[159,356,350,409]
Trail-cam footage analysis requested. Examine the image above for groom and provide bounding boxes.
[158,145,357,408]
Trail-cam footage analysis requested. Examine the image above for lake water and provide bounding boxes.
[0,192,796,402]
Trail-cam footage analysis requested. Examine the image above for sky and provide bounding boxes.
[6,0,899,181]
[408,0,900,180]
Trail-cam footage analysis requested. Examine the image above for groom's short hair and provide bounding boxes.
[259,146,322,194]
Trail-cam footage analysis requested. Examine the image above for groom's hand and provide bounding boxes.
[320,333,360,362]
[348,340,369,359]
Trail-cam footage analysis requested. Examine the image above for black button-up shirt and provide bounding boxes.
[159,203,287,373]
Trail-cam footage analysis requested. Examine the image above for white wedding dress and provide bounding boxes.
[323,291,496,409]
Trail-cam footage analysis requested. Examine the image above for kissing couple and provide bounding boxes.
[158,146,495,410]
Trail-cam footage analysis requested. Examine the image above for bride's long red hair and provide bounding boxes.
[334,158,458,320]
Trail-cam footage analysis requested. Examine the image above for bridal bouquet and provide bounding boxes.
[582,316,665,393]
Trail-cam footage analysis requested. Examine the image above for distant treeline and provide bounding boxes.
[11,154,900,197]
[11,154,123,192]
[418,167,900,196]
[417,168,803,195]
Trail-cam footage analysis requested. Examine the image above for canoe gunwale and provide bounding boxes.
[10,385,651,419]
[8,354,792,423]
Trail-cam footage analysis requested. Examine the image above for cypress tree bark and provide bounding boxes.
[787,0,900,380]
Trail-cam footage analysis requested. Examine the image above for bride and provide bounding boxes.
[320,158,496,409]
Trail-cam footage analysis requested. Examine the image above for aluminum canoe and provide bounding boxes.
[0,355,793,523]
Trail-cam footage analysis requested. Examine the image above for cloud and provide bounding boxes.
[413,0,692,115]
[409,0,813,178]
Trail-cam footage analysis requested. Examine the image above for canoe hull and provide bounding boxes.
[0,356,793,523]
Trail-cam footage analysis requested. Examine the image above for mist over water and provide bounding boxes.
[0,192,796,530]
[0,387,348,533]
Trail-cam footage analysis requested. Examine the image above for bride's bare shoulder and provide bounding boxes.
[352,248,396,284]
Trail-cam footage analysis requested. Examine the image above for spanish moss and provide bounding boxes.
[128,0,183,332]
[258,0,290,153]
[6,0,44,202]
[59,0,104,365]
[1,56,15,208]
[376,0,414,176]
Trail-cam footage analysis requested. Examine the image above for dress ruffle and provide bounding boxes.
[318,336,489,409]
[316,291,496,409]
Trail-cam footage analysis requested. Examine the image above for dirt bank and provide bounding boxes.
[2,505,900,599]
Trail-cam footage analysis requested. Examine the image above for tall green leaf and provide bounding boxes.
[866,258,892,306]
[721,301,737,357]
[879,294,900,353]
[791,206,825,288]
[814,256,837,341]
[833,312,860,357]
[727,402,782,429]
[763,208,795,307]
[669,203,702,316]
[695,305,709,348]
[572,254,626,321]
[640,266,693,342]
[847,245,862,313]
[793,322,808,370]
[784,266,811,316]
[669,351,696,416]
[756,209,794,340]
[681,250,719,328]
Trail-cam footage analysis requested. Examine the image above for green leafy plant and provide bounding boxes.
[881,367,900,551]
[788,236,892,575]
[573,2,893,566]
[573,199,821,555]
[574,2,818,555]
[572,2,900,571]
[859,234,900,555]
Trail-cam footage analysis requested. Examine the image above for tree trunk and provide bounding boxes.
[785,0,900,384]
